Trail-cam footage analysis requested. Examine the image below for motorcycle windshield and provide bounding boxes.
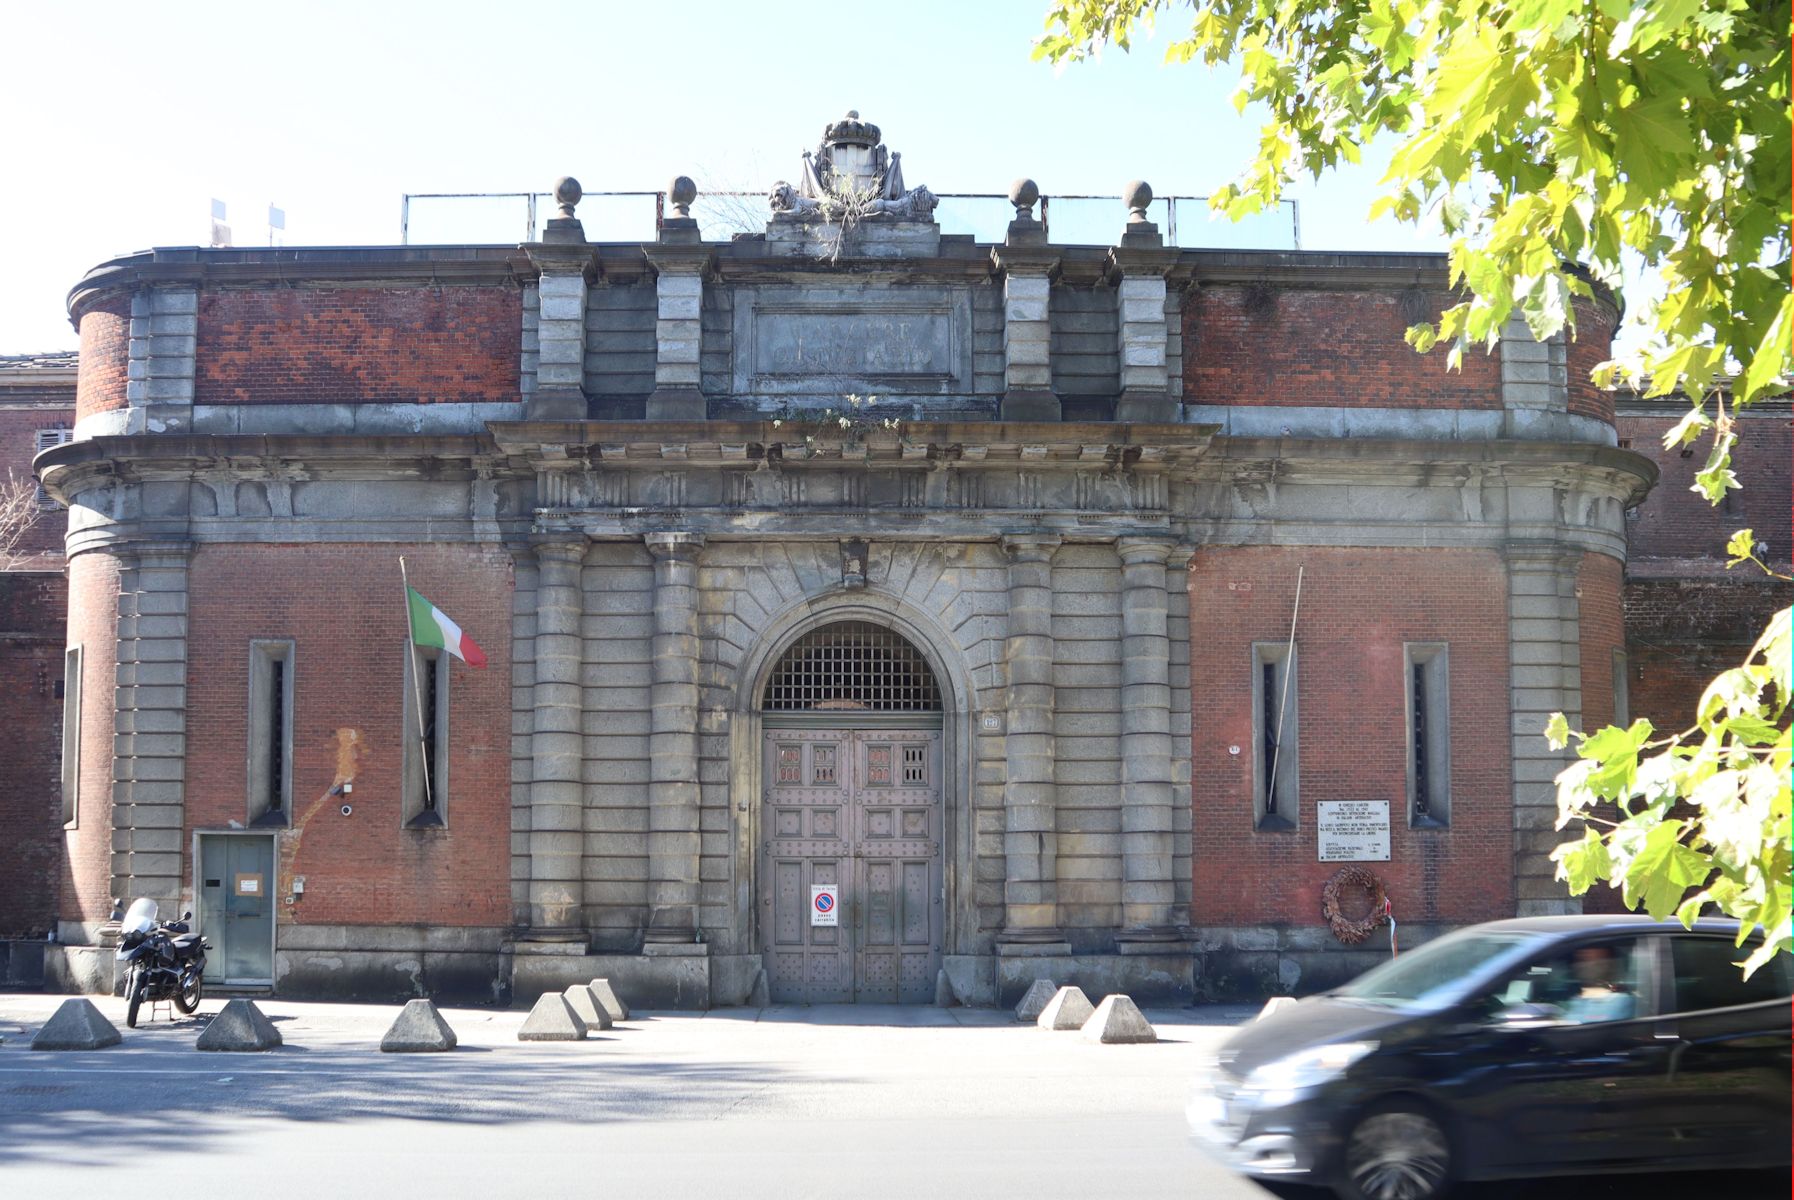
[121,898,158,935]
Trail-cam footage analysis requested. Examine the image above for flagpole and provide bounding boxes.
[398,556,436,814]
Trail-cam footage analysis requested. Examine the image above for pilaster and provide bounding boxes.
[525,243,596,422]
[645,531,705,943]
[1499,315,1570,438]
[1109,244,1176,423]
[993,244,1061,422]
[524,535,587,939]
[1164,542,1195,930]
[111,543,192,910]
[998,533,1065,947]
[645,235,712,421]
[1115,536,1178,940]
[1505,540,1583,916]
[122,287,197,435]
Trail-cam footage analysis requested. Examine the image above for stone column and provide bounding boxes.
[1506,541,1583,915]
[526,177,594,421]
[999,533,1065,945]
[1115,536,1179,940]
[1110,181,1177,422]
[645,531,704,941]
[525,535,587,939]
[645,179,709,421]
[993,193,1061,423]
[111,544,192,910]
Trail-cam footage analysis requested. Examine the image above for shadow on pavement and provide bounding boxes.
[0,1045,810,1169]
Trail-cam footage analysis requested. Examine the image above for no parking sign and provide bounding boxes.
[810,884,839,927]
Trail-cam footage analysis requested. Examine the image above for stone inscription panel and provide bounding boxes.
[1317,800,1392,862]
[732,286,973,398]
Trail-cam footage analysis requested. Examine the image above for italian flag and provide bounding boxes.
[406,587,487,669]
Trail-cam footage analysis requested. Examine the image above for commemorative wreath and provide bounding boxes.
[1321,865,1388,945]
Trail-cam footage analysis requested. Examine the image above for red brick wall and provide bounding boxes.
[60,552,120,924]
[1620,409,1792,567]
[1183,288,1502,409]
[195,288,521,405]
[1566,302,1618,424]
[75,299,131,420]
[0,573,69,935]
[1189,547,1513,926]
[184,543,512,928]
[0,406,73,558]
[1578,553,1625,732]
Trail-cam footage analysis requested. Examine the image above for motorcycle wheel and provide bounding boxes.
[125,968,144,1029]
[175,971,202,1014]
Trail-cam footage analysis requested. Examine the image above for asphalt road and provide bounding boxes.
[0,995,1781,1200]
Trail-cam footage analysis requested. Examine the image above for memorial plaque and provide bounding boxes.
[1317,800,1391,862]
[733,285,972,398]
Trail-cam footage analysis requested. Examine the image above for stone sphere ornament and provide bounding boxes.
[1124,179,1153,222]
[668,175,698,219]
[1009,178,1040,218]
[554,176,583,219]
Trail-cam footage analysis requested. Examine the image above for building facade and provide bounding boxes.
[0,352,75,976]
[39,117,1657,1006]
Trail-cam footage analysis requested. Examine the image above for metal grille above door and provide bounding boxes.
[763,622,942,713]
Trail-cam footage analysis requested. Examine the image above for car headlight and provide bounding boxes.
[1240,1041,1377,1106]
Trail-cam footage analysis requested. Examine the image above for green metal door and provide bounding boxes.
[198,834,275,983]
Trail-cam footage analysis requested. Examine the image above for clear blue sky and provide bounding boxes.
[1,0,1444,353]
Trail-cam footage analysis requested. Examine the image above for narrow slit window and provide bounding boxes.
[60,645,81,827]
[403,645,449,828]
[1612,649,1630,728]
[1252,643,1298,831]
[248,641,294,826]
[1406,643,1451,827]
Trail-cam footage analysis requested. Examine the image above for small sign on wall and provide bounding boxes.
[234,873,263,896]
[810,884,839,927]
[1317,801,1391,862]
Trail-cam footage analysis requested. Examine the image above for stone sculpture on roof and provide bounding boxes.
[769,111,939,221]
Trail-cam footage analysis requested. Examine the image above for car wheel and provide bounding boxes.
[1336,1103,1453,1200]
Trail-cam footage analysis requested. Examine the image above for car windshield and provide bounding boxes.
[1333,930,1539,1010]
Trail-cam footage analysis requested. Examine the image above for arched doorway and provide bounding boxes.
[758,621,944,1003]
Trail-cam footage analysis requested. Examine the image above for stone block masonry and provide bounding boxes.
[1504,543,1582,916]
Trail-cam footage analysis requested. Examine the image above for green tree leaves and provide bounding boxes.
[1549,609,1791,975]
[1035,0,1793,414]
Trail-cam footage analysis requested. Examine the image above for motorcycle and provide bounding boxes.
[113,898,209,1028]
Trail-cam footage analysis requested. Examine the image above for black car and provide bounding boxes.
[1188,915,1793,1199]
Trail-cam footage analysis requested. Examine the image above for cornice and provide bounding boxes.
[66,245,537,326]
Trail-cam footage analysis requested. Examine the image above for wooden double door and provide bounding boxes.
[760,728,943,1003]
